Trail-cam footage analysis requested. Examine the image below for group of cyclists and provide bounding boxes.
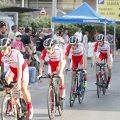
[0,33,113,119]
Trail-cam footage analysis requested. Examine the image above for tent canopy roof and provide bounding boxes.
[0,6,39,13]
[52,2,115,25]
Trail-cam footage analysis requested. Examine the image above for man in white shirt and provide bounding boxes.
[74,28,83,42]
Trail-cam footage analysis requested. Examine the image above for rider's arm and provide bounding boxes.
[83,47,87,69]
[65,44,71,68]
[92,43,98,65]
[107,50,111,67]
[17,54,23,83]
[39,49,47,75]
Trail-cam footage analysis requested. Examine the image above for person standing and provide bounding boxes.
[8,25,17,42]
[74,28,83,42]
[0,21,6,39]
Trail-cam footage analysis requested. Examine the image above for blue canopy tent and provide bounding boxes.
[52,2,116,60]
[52,2,115,25]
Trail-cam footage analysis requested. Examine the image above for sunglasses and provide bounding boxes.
[19,29,24,30]
[16,35,22,37]
[70,43,76,46]
[0,47,7,51]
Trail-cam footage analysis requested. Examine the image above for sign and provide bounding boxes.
[98,0,120,21]
[39,6,47,15]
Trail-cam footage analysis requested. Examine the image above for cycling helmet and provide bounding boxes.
[69,36,78,44]
[96,34,104,41]
[0,38,11,47]
[43,38,54,48]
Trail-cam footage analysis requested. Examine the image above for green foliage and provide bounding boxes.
[0,0,12,7]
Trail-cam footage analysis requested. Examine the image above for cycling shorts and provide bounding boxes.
[72,55,84,69]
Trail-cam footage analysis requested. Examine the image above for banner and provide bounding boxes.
[98,0,120,21]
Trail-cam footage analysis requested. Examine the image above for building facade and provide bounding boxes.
[16,0,96,16]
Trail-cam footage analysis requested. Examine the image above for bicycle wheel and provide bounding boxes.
[70,78,77,107]
[20,98,28,120]
[47,85,55,120]
[103,72,107,95]
[1,94,18,120]
[97,74,102,98]
[55,79,63,116]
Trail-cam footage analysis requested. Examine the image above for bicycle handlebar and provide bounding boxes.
[65,68,83,74]
[40,74,60,79]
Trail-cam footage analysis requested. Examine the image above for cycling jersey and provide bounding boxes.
[1,49,24,68]
[1,49,28,81]
[65,43,86,57]
[94,41,112,54]
[65,43,85,69]
[94,41,113,62]
[41,47,63,73]
[41,47,63,62]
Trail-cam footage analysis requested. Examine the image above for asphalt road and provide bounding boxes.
[0,56,120,120]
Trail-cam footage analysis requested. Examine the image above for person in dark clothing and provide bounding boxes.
[36,32,45,58]
[0,21,6,39]
[21,27,33,50]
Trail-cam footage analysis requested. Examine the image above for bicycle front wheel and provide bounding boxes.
[103,73,107,95]
[47,85,55,120]
[70,78,77,107]
[97,74,102,98]
[1,94,18,120]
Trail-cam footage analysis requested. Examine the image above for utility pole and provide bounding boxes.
[22,0,24,7]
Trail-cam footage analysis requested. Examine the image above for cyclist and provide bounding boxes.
[92,34,113,88]
[65,36,87,88]
[37,38,66,98]
[0,38,33,119]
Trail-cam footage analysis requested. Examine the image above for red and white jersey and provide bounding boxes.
[65,43,86,57]
[94,41,112,54]
[41,47,63,62]
[1,49,24,68]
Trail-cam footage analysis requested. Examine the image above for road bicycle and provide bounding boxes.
[96,62,107,98]
[40,74,65,120]
[66,69,85,107]
[0,77,28,120]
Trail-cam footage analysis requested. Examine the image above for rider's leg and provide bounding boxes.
[107,54,113,87]
[80,57,87,87]
[21,67,33,119]
[5,70,15,115]
[95,53,102,82]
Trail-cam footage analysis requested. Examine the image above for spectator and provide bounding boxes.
[83,31,89,58]
[36,32,45,58]
[63,29,69,43]
[106,31,114,52]
[0,21,6,39]
[8,25,17,42]
[23,47,37,85]
[74,28,83,42]
[21,27,33,50]
[53,30,65,47]
[94,30,99,42]
[18,26,25,34]
[12,32,25,54]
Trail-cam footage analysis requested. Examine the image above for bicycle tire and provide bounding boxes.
[55,79,63,116]
[1,94,18,120]
[78,84,85,104]
[70,78,77,107]
[78,72,85,104]
[97,73,102,98]
[47,85,55,120]
[103,72,107,95]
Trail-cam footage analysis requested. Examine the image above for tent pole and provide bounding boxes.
[113,24,116,61]
[104,23,106,40]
